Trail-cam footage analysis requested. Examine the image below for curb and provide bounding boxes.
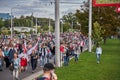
[22,70,43,80]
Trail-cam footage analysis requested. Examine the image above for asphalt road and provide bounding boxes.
[0,61,43,80]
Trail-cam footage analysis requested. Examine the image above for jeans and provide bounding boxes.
[31,59,37,71]
[71,50,74,56]
[46,54,49,63]
[80,46,83,53]
[74,54,78,62]
[40,56,45,67]
[63,56,69,66]
[96,54,101,63]
[4,57,10,68]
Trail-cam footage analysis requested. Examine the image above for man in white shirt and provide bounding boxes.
[96,45,102,63]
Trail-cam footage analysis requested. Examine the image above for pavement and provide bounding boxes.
[0,58,54,80]
[0,61,43,80]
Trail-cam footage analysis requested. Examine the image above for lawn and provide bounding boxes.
[56,39,120,80]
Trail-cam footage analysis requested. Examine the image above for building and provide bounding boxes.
[13,26,35,32]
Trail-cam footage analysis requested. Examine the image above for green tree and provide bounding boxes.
[92,21,104,46]
[1,27,10,35]
[0,18,4,28]
[62,12,77,31]
[75,1,120,43]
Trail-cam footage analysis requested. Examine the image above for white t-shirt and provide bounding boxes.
[96,47,102,54]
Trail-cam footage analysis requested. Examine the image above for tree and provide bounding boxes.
[1,27,10,35]
[92,21,104,46]
[75,1,120,43]
[62,12,77,31]
[63,22,70,32]
[0,18,4,28]
[92,7,120,43]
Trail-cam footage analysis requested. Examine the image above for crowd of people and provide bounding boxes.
[0,32,88,80]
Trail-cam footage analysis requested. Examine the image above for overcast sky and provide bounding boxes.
[0,0,87,19]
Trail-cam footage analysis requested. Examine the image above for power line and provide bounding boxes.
[37,1,84,4]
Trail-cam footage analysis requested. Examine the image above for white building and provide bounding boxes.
[13,26,35,32]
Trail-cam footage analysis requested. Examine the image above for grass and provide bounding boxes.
[56,39,120,80]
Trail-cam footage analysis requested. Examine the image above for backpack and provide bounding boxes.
[66,48,70,57]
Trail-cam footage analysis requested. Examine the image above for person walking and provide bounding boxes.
[30,50,38,73]
[12,52,20,80]
[64,44,70,66]
[96,45,102,64]
[74,46,79,63]
[80,40,85,53]
[4,47,10,68]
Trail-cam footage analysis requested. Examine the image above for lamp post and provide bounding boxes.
[88,0,92,52]
[10,5,19,39]
[55,0,60,67]
[10,8,13,39]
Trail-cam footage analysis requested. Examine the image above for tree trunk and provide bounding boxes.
[103,37,107,44]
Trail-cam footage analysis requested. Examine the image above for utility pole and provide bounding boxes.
[88,0,92,52]
[55,0,60,67]
[31,12,33,27]
[10,9,13,39]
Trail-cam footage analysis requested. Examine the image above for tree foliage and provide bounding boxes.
[92,21,105,45]
[1,15,55,33]
[75,1,120,38]
[0,18,4,28]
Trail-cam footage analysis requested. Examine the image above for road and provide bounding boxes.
[0,61,43,80]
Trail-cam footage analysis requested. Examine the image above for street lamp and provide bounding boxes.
[55,0,60,67]
[10,5,19,39]
[10,8,13,39]
[88,0,92,52]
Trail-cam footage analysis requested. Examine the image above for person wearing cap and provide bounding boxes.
[36,63,57,80]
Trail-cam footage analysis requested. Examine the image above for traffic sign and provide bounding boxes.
[93,0,120,7]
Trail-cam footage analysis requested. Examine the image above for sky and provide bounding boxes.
[0,0,87,19]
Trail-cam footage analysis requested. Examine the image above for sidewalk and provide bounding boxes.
[22,70,43,80]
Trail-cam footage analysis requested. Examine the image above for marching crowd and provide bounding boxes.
[0,32,88,80]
